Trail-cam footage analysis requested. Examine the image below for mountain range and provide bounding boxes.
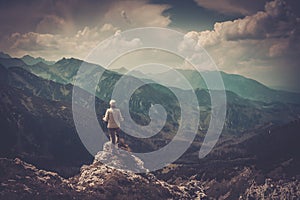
[20,55,55,66]
[114,67,300,104]
[2,52,299,104]
[0,53,299,199]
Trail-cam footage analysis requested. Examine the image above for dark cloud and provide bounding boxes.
[0,0,113,36]
[194,0,300,16]
[194,0,266,15]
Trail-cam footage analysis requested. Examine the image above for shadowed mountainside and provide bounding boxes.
[155,120,300,199]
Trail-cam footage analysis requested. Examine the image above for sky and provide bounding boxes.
[0,0,299,91]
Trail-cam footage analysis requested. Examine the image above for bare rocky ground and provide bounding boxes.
[0,145,207,200]
[153,120,300,199]
[1,156,299,200]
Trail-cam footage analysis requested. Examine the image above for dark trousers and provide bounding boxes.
[108,128,120,144]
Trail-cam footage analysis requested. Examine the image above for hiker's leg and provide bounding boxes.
[116,128,120,144]
[112,131,116,144]
[108,128,116,144]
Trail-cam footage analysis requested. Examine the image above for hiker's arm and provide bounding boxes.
[103,110,109,122]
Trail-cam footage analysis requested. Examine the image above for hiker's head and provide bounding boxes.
[109,99,116,108]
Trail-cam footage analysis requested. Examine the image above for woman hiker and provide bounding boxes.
[103,100,124,145]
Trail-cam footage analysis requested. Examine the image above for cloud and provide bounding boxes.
[194,0,267,15]
[195,0,298,47]
[182,0,300,90]
[36,15,73,34]
[268,39,289,57]
[4,24,119,60]
[100,23,118,32]
[85,29,143,66]
[184,0,299,56]
[0,0,171,60]
[103,0,171,28]
[9,32,56,51]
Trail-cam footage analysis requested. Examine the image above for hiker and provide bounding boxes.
[103,100,124,145]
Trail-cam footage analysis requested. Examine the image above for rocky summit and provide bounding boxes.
[93,142,149,173]
[0,145,207,200]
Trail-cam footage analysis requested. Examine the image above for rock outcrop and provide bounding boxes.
[0,158,79,199]
[243,178,300,199]
[70,142,206,199]
[0,154,207,200]
[93,142,148,173]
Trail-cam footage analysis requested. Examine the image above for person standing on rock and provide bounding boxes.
[103,100,124,145]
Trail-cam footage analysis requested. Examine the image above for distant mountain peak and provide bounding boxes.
[55,57,82,65]
[22,55,34,59]
[21,55,54,65]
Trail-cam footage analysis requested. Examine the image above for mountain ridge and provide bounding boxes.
[2,53,299,104]
[21,55,55,66]
[111,66,300,104]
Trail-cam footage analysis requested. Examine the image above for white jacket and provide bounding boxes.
[103,108,124,128]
